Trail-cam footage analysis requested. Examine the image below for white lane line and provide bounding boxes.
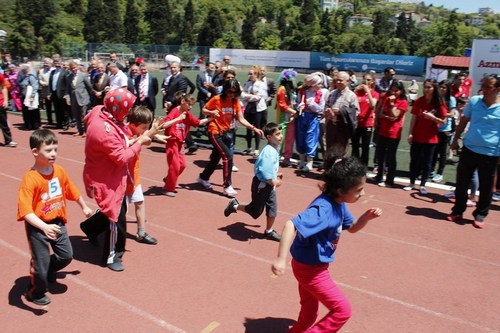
[67,276,185,333]
[337,282,499,333]
[360,231,500,267]
[0,239,185,333]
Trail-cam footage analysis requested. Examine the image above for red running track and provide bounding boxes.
[1,114,499,332]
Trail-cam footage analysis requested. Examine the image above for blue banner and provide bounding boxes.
[310,52,425,75]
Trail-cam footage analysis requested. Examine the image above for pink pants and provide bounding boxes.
[283,121,296,159]
[289,259,352,333]
[164,140,186,192]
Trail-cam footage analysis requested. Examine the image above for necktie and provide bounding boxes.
[140,75,147,101]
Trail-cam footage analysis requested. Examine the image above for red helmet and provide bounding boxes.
[104,88,136,122]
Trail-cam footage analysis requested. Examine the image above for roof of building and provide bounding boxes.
[431,55,470,70]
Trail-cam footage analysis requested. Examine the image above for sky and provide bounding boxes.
[392,1,500,14]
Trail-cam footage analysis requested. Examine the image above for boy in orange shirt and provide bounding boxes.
[17,129,93,305]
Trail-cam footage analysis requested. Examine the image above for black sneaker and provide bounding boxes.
[136,232,158,245]
[264,230,281,242]
[26,294,51,305]
[224,198,239,217]
[186,145,198,155]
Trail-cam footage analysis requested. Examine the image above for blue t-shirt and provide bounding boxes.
[463,95,500,157]
[290,194,354,265]
[439,96,456,132]
[254,144,279,182]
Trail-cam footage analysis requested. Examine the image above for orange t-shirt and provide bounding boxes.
[205,95,241,135]
[17,164,81,224]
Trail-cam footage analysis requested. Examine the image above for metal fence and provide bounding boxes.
[60,42,211,65]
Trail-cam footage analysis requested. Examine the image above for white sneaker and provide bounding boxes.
[419,187,428,195]
[492,192,500,201]
[232,165,239,172]
[197,176,212,189]
[223,185,238,197]
[432,174,443,183]
[6,141,17,147]
[403,185,417,191]
[466,199,476,207]
[253,150,259,157]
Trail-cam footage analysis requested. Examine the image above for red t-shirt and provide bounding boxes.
[410,97,446,144]
[355,88,379,128]
[378,98,409,139]
[163,106,201,142]
[204,95,241,135]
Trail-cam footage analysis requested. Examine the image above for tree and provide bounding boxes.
[7,20,38,58]
[124,0,141,44]
[101,0,123,43]
[214,31,244,49]
[83,0,103,42]
[372,9,394,36]
[180,0,196,45]
[241,5,259,49]
[145,0,172,44]
[197,6,224,46]
[66,0,85,15]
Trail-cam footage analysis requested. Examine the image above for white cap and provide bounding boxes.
[164,54,181,64]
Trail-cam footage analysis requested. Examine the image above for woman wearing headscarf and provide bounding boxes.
[80,89,161,271]
[18,63,40,130]
[6,64,23,111]
[295,74,326,172]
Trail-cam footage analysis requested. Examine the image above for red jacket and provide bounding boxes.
[83,106,141,221]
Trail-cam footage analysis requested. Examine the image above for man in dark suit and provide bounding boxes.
[194,62,216,137]
[65,60,92,136]
[164,61,195,111]
[48,58,69,129]
[135,63,159,117]
[196,61,216,114]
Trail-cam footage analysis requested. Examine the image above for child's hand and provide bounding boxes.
[272,259,286,276]
[154,134,170,144]
[82,206,93,218]
[43,224,61,240]
[363,208,382,221]
[255,128,264,137]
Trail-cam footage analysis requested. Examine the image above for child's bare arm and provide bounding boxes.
[23,213,60,240]
[198,117,213,127]
[76,196,93,218]
[272,220,296,276]
[161,113,186,130]
[348,208,382,233]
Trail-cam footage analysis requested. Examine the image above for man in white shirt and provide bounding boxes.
[107,63,128,91]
